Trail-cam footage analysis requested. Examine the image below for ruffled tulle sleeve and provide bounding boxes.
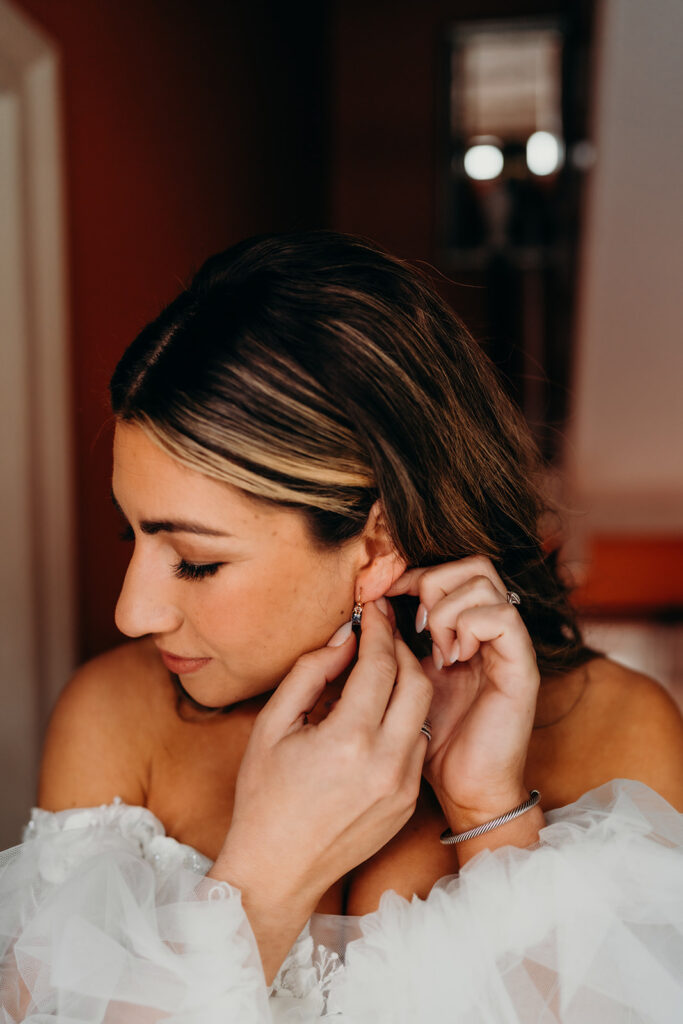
[2,780,682,1022]
[318,779,683,1023]
[0,798,271,1022]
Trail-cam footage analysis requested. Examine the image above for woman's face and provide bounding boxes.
[112,423,360,707]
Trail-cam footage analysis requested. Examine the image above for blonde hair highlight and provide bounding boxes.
[111,230,600,697]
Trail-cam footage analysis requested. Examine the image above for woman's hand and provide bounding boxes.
[386,556,541,833]
[210,600,432,982]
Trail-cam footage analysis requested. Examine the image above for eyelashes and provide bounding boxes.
[118,525,224,582]
[172,560,223,581]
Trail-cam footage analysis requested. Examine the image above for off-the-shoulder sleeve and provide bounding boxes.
[319,779,683,1023]
[0,798,271,1022]
[3,781,682,1022]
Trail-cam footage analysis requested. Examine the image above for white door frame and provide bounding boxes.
[0,0,75,847]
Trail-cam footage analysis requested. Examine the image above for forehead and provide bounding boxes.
[112,422,281,529]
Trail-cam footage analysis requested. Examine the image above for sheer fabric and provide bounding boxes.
[1,779,681,1022]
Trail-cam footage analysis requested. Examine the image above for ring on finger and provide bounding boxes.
[420,718,432,741]
[506,590,521,606]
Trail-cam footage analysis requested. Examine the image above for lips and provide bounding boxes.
[158,649,212,674]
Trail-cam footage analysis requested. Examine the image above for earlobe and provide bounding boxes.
[355,554,406,604]
[354,501,407,603]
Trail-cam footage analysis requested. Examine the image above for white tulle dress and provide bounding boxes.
[1,778,681,1022]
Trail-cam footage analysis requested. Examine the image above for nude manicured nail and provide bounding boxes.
[328,621,353,646]
[415,604,428,633]
[375,596,389,615]
[432,643,444,670]
[448,639,460,665]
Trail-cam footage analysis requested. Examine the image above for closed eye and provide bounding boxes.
[172,559,224,581]
[118,523,224,581]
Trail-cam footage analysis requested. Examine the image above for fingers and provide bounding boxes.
[333,601,399,728]
[386,558,520,671]
[380,635,433,748]
[446,603,540,698]
[259,631,357,742]
[385,556,507,607]
[425,574,509,666]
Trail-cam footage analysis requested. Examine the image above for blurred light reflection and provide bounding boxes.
[526,130,564,176]
[464,143,504,180]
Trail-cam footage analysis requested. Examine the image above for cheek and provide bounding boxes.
[276,555,352,642]
[188,548,352,659]
[182,556,353,700]
[187,568,307,647]
[185,572,263,646]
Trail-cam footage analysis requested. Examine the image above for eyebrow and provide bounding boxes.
[111,489,234,538]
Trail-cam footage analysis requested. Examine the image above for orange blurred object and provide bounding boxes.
[572,536,683,616]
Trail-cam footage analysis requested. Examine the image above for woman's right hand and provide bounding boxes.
[210,600,432,980]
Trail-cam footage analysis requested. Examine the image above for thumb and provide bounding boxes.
[258,630,357,741]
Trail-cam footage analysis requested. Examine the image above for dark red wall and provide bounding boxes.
[14,0,328,659]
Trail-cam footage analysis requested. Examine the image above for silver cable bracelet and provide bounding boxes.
[439,789,541,845]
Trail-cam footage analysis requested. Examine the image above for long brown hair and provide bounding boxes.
[110,231,600,715]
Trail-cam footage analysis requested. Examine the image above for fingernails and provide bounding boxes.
[328,621,353,646]
[375,596,389,616]
[447,639,460,665]
[432,643,444,671]
[415,604,428,633]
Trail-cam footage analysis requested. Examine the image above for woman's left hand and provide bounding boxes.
[385,556,541,828]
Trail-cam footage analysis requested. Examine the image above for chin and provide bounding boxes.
[174,669,273,711]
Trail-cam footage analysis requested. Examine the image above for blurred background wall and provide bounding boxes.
[1,0,681,847]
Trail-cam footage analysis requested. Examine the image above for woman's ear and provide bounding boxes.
[354,500,407,602]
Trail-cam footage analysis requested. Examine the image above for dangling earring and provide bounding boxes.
[351,595,363,637]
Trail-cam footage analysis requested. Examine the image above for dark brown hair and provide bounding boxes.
[111,231,600,716]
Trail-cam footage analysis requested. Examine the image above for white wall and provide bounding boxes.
[565,0,683,541]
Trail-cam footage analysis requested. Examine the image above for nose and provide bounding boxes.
[115,547,183,638]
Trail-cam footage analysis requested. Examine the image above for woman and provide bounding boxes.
[2,231,682,1021]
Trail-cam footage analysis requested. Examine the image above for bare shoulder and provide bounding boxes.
[562,656,683,810]
[37,637,172,812]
